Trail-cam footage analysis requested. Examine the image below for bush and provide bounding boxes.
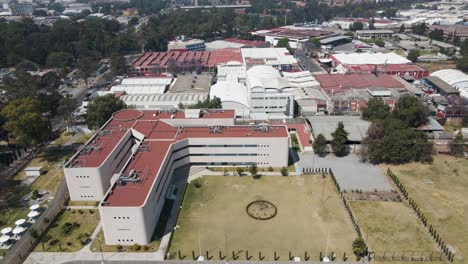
[31,190,39,200]
[280,167,288,176]
[116,244,123,251]
[352,238,367,257]
[89,209,95,214]
[268,166,274,172]
[142,245,149,251]
[49,239,60,246]
[133,244,141,251]
[193,180,202,188]
[67,241,73,246]
[78,209,84,214]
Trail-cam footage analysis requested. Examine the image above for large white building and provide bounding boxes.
[167,37,205,51]
[430,69,468,98]
[64,109,289,245]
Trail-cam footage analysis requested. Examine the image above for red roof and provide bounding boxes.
[68,109,288,207]
[224,38,267,47]
[133,49,242,69]
[315,73,407,94]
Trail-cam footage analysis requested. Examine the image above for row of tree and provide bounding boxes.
[387,169,454,262]
[362,95,433,164]
[312,122,349,157]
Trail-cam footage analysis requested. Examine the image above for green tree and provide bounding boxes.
[77,56,98,88]
[187,97,222,109]
[331,122,349,157]
[362,98,390,121]
[456,55,468,72]
[374,39,385,47]
[1,97,50,147]
[352,238,367,257]
[450,132,466,157]
[58,95,77,131]
[249,164,258,176]
[110,53,127,77]
[349,22,363,31]
[428,29,444,41]
[399,24,405,33]
[412,23,427,35]
[85,94,126,129]
[313,134,327,156]
[46,52,73,68]
[407,49,420,62]
[308,37,321,48]
[276,38,290,48]
[393,95,428,127]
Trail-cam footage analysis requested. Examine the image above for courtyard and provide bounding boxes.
[169,175,357,261]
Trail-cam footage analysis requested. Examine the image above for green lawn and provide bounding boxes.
[170,176,357,261]
[0,207,30,227]
[34,209,100,252]
[90,229,160,252]
[50,131,74,146]
[381,155,468,264]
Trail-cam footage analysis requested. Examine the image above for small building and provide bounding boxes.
[306,115,371,143]
[423,76,460,96]
[168,37,205,52]
[24,167,43,177]
[356,30,394,39]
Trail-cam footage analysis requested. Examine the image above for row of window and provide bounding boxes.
[252,106,283,109]
[114,216,130,219]
[117,239,134,242]
[191,153,257,156]
[80,195,94,198]
[76,176,90,178]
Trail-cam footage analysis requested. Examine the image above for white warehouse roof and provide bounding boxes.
[111,77,174,94]
[430,69,468,89]
[332,52,411,65]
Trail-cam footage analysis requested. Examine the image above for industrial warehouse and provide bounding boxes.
[63,109,289,245]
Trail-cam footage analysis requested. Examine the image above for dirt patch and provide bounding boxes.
[345,191,402,202]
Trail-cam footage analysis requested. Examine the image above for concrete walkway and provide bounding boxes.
[63,132,84,146]
[65,206,98,210]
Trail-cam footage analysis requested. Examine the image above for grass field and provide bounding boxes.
[90,229,160,252]
[169,175,357,261]
[50,131,74,146]
[381,155,468,264]
[34,209,100,252]
[350,201,438,252]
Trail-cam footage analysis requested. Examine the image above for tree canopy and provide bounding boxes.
[407,49,420,62]
[313,133,327,156]
[364,95,432,164]
[362,98,390,121]
[449,132,466,157]
[349,22,364,31]
[276,38,290,48]
[110,53,127,77]
[1,97,50,147]
[331,122,349,157]
[85,94,126,129]
[186,97,222,109]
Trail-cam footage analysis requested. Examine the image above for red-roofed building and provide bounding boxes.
[315,73,410,94]
[64,109,289,245]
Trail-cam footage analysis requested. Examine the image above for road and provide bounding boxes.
[64,261,359,264]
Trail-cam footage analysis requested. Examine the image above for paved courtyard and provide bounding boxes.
[297,153,392,191]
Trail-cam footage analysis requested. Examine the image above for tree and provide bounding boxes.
[352,238,367,257]
[393,95,428,128]
[85,94,126,129]
[412,23,427,35]
[249,164,258,176]
[349,22,363,31]
[313,134,327,156]
[331,122,349,157]
[1,97,51,147]
[362,98,390,121]
[58,95,78,131]
[110,53,127,77]
[407,49,420,62]
[428,29,444,41]
[374,39,385,48]
[457,55,468,72]
[399,24,405,33]
[187,97,222,109]
[308,38,321,48]
[368,18,375,30]
[77,56,98,88]
[46,52,73,68]
[450,132,466,157]
[276,38,290,48]
[129,17,139,27]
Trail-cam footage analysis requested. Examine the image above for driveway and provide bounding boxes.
[297,152,392,191]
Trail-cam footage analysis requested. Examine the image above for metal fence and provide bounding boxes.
[372,251,443,262]
[2,178,69,264]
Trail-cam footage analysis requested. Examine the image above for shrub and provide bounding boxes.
[268,166,274,172]
[133,244,141,251]
[352,238,367,257]
[193,180,202,188]
[49,239,60,246]
[31,190,39,200]
[142,245,149,251]
[116,245,123,251]
[67,241,73,246]
[28,228,39,239]
[78,209,84,214]
[89,209,94,214]
[280,167,288,176]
